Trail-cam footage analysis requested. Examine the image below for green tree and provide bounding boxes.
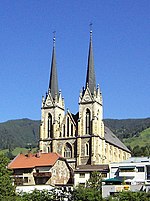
[0,154,16,199]
[73,171,102,201]
[20,190,55,201]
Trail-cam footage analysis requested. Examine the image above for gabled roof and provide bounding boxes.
[8,152,63,169]
[104,126,131,153]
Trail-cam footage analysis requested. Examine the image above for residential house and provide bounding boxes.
[74,164,109,186]
[8,152,72,187]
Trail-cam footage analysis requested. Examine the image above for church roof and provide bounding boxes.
[8,152,63,169]
[104,126,131,153]
[49,36,59,99]
[85,30,96,95]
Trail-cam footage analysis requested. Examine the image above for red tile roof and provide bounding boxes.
[8,152,63,169]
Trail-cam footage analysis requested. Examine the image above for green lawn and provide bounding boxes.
[0,147,38,156]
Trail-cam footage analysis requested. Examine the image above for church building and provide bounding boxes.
[39,31,131,170]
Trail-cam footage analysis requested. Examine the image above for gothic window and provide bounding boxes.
[63,125,65,137]
[67,117,69,137]
[85,109,91,135]
[71,124,73,136]
[48,113,53,138]
[64,143,72,158]
[85,143,89,156]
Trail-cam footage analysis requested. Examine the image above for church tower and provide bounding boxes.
[77,30,105,166]
[39,35,77,169]
[39,35,65,153]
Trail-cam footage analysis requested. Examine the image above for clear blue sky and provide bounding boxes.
[0,0,150,122]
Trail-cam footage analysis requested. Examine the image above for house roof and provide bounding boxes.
[8,152,63,169]
[75,164,109,172]
[104,126,131,153]
[121,157,150,163]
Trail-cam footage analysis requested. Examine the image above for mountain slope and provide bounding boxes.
[123,127,150,148]
[0,119,40,150]
[104,118,150,140]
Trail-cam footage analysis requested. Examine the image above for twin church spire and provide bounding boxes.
[48,30,96,99]
[48,34,59,100]
[85,30,96,95]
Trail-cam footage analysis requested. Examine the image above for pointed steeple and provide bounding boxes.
[85,27,96,95]
[49,33,59,100]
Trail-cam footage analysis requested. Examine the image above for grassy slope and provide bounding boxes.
[123,127,150,148]
[0,147,38,156]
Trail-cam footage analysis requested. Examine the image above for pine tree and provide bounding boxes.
[0,154,15,199]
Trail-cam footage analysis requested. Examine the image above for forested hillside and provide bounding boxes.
[104,118,150,140]
[0,119,40,150]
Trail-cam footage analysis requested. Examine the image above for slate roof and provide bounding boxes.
[8,152,63,169]
[120,157,150,163]
[104,126,130,153]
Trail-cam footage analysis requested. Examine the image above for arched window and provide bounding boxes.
[71,124,73,136]
[63,125,65,137]
[64,143,72,158]
[67,117,69,137]
[86,109,91,135]
[48,113,53,138]
[85,143,89,156]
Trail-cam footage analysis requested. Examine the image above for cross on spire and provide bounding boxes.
[53,31,56,47]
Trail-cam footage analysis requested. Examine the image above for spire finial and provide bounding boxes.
[53,31,56,47]
[89,22,93,38]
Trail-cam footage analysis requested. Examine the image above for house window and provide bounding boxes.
[101,173,107,178]
[86,109,91,135]
[24,177,28,183]
[67,117,69,137]
[79,182,85,187]
[48,113,53,138]
[64,143,72,158]
[79,173,85,178]
[137,167,144,172]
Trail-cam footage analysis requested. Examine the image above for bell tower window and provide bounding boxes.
[63,125,65,137]
[85,109,91,135]
[48,113,53,138]
[85,143,89,156]
[67,117,69,137]
[71,124,73,136]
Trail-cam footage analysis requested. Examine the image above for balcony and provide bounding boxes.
[33,172,51,178]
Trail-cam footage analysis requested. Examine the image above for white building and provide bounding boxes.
[74,164,109,186]
[109,157,150,185]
